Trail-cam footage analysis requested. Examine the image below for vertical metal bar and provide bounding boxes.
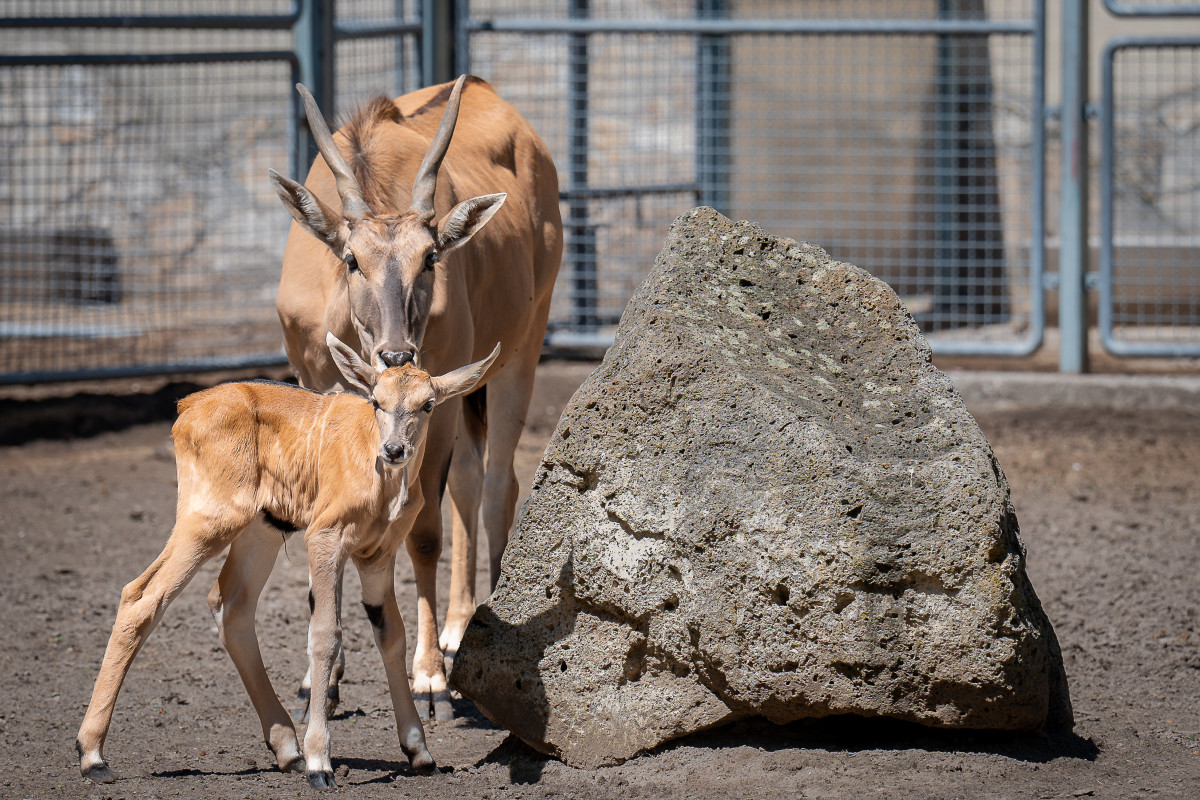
[395,0,409,92]
[935,0,953,328]
[294,0,334,178]
[1059,0,1090,372]
[696,0,730,217]
[422,0,455,85]
[455,0,471,78]
[1099,40,1116,353]
[1029,0,1047,351]
[568,0,596,332]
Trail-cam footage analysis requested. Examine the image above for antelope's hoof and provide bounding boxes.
[433,690,454,722]
[279,754,304,774]
[306,769,338,791]
[413,690,432,721]
[81,761,117,784]
[409,749,437,776]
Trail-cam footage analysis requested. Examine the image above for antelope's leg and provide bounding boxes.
[207,524,301,772]
[440,393,487,659]
[77,515,236,783]
[407,395,458,721]
[481,331,545,590]
[356,555,436,775]
[293,575,346,723]
[302,535,346,791]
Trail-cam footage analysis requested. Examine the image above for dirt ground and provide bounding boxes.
[1,360,1198,799]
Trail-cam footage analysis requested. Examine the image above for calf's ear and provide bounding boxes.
[431,342,501,402]
[327,332,377,396]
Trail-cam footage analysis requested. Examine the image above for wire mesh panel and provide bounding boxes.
[334,0,422,116]
[1101,40,1200,355]
[0,55,297,381]
[465,1,1045,353]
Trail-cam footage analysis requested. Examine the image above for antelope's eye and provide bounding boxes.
[369,396,380,410]
[423,251,438,271]
[345,252,359,273]
[422,398,436,413]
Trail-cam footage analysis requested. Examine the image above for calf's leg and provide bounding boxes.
[208,524,301,772]
[77,513,240,782]
[357,555,436,774]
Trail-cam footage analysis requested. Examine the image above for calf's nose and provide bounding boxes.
[382,443,406,462]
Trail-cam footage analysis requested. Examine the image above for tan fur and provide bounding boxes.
[273,75,562,718]
[76,344,497,788]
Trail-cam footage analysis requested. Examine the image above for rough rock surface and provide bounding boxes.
[450,207,1072,768]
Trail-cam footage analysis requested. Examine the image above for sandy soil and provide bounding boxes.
[1,361,1198,799]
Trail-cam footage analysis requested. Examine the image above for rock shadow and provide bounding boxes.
[663,714,1098,764]
[451,559,578,785]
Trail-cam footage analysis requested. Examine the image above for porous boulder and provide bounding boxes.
[450,207,1072,767]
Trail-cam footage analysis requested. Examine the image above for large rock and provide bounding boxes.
[450,207,1072,767]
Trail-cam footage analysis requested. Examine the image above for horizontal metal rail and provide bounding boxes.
[1098,35,1200,357]
[1102,1,1200,17]
[335,19,422,40]
[559,183,700,202]
[0,51,300,68]
[467,18,1037,36]
[0,9,301,29]
[0,354,289,387]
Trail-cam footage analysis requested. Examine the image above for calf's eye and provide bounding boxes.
[422,399,436,413]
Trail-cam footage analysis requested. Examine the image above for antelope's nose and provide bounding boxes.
[382,443,407,462]
[379,350,414,368]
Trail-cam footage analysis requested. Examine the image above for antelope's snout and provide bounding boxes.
[380,441,410,466]
[378,349,416,369]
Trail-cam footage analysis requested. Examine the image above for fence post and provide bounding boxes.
[696,0,730,217]
[293,0,335,179]
[567,0,597,332]
[1059,0,1090,373]
[422,0,456,84]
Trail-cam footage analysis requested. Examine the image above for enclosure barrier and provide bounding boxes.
[1,1,1198,382]
[1097,0,1200,357]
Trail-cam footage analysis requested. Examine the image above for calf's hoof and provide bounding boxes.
[81,762,117,784]
[409,749,437,776]
[78,740,117,783]
[306,769,338,791]
[278,753,304,774]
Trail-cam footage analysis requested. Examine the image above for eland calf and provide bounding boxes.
[76,334,499,790]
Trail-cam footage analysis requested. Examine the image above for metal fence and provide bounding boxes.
[1,1,1198,382]
[1099,5,1200,356]
[465,1,1046,355]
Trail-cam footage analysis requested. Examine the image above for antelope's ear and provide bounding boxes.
[269,169,350,252]
[436,193,506,254]
[431,343,501,402]
[327,332,377,396]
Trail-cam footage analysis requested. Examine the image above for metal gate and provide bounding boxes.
[463,1,1048,357]
[1098,1,1200,357]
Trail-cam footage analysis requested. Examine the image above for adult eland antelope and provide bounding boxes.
[268,75,562,719]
